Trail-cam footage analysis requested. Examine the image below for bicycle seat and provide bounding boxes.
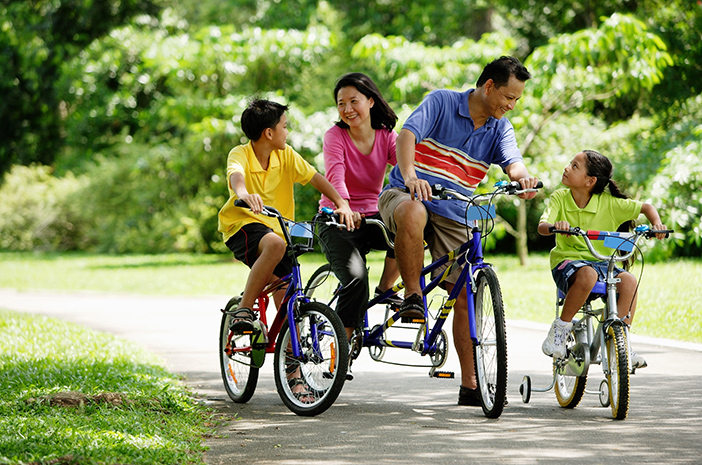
[557,281,606,301]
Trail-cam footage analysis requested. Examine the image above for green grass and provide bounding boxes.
[0,310,213,465]
[1,250,701,343]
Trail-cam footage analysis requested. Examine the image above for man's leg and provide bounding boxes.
[393,199,427,298]
[447,283,475,389]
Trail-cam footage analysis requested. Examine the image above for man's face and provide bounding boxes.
[486,76,526,119]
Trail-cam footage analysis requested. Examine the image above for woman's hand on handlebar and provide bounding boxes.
[334,203,361,231]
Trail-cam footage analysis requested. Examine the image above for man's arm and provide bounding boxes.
[397,128,432,201]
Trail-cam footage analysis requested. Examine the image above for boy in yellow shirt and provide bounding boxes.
[218,99,357,331]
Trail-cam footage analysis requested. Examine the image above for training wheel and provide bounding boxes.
[519,375,532,403]
[599,379,610,407]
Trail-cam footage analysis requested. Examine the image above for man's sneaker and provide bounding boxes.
[542,319,572,359]
[374,286,403,305]
[398,293,424,320]
[631,350,648,369]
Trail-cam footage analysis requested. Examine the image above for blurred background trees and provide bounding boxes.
[1,0,700,258]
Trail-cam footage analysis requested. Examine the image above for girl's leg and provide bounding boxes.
[560,266,598,322]
[615,271,638,325]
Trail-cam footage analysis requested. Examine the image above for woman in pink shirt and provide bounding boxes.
[318,73,400,354]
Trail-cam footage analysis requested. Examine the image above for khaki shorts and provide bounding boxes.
[378,188,468,284]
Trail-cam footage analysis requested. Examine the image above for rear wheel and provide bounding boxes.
[605,324,630,420]
[219,296,259,403]
[273,302,348,416]
[472,267,507,418]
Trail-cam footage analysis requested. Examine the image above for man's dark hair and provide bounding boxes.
[241,99,289,141]
[476,56,531,88]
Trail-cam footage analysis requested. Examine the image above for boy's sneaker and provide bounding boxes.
[542,319,572,359]
[631,350,648,369]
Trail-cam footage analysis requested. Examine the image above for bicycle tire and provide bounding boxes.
[605,324,630,420]
[273,301,348,416]
[219,297,259,404]
[304,264,341,307]
[472,267,508,418]
[555,331,587,408]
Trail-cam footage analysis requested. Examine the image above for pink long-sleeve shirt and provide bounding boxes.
[319,124,397,215]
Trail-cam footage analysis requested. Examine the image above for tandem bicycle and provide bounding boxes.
[218,200,348,416]
[519,225,673,420]
[306,180,542,418]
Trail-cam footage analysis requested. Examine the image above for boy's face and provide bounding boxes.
[270,114,289,150]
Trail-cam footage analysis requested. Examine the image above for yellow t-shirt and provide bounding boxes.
[217,142,317,243]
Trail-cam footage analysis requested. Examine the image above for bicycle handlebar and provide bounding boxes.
[549,226,674,262]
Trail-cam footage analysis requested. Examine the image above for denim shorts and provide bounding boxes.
[552,259,625,294]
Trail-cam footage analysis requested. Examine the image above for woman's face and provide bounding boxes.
[336,86,374,129]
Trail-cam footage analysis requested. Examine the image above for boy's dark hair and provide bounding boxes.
[333,72,398,131]
[241,99,289,141]
[476,56,531,88]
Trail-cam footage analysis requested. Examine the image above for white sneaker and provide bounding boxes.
[542,319,572,359]
[631,350,648,369]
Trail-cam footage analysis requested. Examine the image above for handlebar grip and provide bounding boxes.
[535,181,543,189]
[234,199,250,209]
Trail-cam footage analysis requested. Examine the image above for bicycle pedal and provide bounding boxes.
[401,316,426,324]
[431,370,455,379]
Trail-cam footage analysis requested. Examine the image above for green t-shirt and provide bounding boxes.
[539,188,643,270]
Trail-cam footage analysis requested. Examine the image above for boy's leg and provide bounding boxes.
[239,232,287,309]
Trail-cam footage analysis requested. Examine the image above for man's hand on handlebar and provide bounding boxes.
[404,176,433,202]
[516,177,540,200]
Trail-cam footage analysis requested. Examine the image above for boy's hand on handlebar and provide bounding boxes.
[516,177,540,199]
[238,193,264,214]
[405,177,432,202]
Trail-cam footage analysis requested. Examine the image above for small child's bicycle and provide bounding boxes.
[306,180,542,418]
[519,225,673,420]
[218,201,348,416]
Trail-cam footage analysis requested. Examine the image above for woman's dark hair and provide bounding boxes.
[583,149,634,231]
[241,99,289,141]
[333,73,397,131]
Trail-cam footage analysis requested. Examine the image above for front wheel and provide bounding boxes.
[273,302,348,416]
[605,324,630,420]
[219,297,259,403]
[472,267,507,418]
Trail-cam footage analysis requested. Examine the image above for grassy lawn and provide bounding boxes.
[1,250,701,343]
[0,310,213,465]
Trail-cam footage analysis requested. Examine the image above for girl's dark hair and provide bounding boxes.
[583,149,633,231]
[241,99,289,141]
[333,73,397,131]
[583,149,628,199]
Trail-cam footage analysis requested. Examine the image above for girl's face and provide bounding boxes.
[562,151,593,189]
[336,86,374,129]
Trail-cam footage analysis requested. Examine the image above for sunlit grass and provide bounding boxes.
[1,250,700,343]
[0,310,212,465]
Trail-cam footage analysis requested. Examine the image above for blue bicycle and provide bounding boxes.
[306,181,542,418]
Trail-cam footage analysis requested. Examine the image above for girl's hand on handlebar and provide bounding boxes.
[404,177,432,202]
[553,220,571,232]
[516,177,540,200]
[651,223,668,240]
[238,193,264,214]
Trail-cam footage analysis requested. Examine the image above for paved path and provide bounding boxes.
[3,288,702,464]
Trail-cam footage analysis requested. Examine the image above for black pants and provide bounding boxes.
[318,214,394,328]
